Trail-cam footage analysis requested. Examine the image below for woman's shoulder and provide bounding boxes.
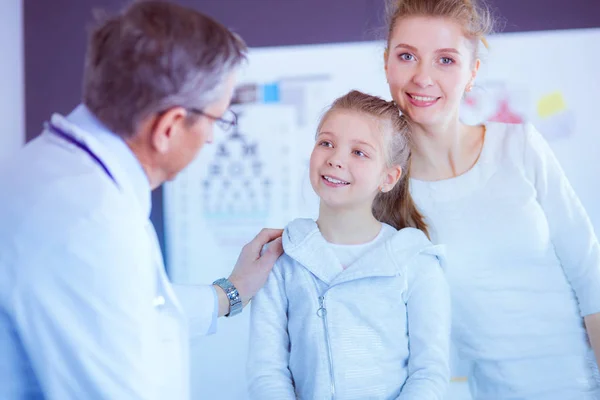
[484,121,544,142]
[484,121,528,143]
[481,122,539,164]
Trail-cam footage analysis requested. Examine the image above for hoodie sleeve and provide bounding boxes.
[246,260,296,399]
[397,253,451,400]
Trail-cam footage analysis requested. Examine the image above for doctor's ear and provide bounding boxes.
[149,107,187,153]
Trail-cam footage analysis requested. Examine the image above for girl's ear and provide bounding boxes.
[381,165,402,193]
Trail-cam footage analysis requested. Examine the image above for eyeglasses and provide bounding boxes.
[187,108,238,132]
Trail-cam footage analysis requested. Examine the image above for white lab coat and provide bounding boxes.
[0,107,216,399]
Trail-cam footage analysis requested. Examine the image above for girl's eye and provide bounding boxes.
[319,141,333,147]
[354,150,366,157]
[399,53,414,61]
[440,57,454,65]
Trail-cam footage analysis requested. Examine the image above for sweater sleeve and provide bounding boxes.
[397,254,451,400]
[523,123,600,316]
[246,261,296,399]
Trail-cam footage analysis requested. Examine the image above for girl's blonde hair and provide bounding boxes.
[317,90,429,237]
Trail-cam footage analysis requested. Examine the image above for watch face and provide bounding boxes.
[228,289,241,303]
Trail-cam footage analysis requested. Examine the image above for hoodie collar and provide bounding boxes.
[282,218,444,286]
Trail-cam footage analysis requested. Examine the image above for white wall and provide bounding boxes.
[0,0,24,161]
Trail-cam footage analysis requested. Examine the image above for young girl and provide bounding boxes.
[247,90,451,399]
[383,0,600,398]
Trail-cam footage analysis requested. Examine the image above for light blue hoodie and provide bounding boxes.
[247,218,451,399]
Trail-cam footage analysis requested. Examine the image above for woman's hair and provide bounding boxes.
[385,0,496,59]
[317,90,429,237]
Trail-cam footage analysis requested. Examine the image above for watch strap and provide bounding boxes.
[213,278,243,317]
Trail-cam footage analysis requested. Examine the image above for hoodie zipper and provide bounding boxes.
[317,294,336,399]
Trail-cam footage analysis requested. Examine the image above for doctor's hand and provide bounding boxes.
[222,228,283,314]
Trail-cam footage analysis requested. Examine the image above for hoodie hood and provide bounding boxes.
[282,218,444,286]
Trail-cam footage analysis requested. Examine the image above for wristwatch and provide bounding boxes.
[212,278,243,317]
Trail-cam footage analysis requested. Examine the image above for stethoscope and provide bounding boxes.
[46,122,170,305]
[45,122,118,186]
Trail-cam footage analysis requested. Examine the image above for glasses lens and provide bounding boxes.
[216,120,231,131]
[219,110,237,131]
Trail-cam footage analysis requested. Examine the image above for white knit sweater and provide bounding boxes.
[411,122,600,399]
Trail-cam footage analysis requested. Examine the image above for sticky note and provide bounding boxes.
[537,92,567,118]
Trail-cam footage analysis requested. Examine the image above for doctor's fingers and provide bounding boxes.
[247,228,284,256]
[257,236,283,268]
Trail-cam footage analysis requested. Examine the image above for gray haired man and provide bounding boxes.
[0,1,283,398]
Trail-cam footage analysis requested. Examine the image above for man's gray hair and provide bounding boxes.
[82,0,247,138]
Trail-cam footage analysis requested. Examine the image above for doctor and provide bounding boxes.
[0,1,283,399]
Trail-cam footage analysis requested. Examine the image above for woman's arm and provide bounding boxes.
[523,124,600,363]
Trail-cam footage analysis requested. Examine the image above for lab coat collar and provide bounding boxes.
[49,105,152,218]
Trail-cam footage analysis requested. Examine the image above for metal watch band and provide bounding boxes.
[212,278,243,317]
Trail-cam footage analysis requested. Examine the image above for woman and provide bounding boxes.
[383,0,600,398]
